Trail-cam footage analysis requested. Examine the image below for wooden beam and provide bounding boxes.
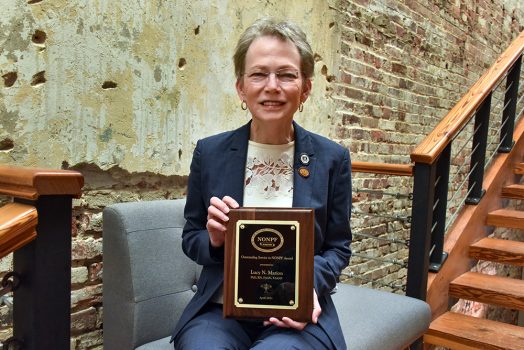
[426,312,524,350]
[487,208,524,229]
[469,237,524,266]
[449,272,524,310]
[513,162,524,174]
[501,184,524,199]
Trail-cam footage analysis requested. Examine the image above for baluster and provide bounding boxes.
[429,144,451,272]
[466,93,492,204]
[499,55,522,152]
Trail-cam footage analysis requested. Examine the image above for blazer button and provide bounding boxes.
[191,284,198,293]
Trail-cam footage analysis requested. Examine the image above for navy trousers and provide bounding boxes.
[173,303,334,350]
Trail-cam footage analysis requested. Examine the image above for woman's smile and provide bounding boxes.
[260,100,286,107]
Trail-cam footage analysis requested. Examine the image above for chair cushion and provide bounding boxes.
[333,284,431,350]
[136,283,431,350]
[135,337,172,350]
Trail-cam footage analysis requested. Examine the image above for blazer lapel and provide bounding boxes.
[218,120,314,208]
[292,122,316,208]
[221,121,250,206]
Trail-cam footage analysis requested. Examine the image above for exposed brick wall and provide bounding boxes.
[336,0,524,297]
[333,0,523,157]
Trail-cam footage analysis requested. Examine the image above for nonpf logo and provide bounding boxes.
[251,228,284,253]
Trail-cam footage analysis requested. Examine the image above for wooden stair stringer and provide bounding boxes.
[425,113,524,320]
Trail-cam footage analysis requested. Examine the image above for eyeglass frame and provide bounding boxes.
[242,68,303,86]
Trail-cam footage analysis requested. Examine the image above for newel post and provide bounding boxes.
[0,166,83,350]
[406,162,436,301]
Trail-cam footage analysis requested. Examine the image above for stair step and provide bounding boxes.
[470,238,524,266]
[450,272,524,310]
[514,162,524,174]
[502,184,524,199]
[487,208,524,229]
[425,311,524,350]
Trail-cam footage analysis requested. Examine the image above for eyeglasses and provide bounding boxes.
[244,69,300,86]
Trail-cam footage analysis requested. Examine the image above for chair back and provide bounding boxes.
[103,199,199,349]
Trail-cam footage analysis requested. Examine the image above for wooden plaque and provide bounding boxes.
[223,207,314,322]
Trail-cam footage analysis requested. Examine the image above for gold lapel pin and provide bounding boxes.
[298,167,310,178]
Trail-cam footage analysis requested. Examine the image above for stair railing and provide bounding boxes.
[0,165,83,350]
[348,30,524,302]
[406,30,524,301]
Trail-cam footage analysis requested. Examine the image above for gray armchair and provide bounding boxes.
[103,199,431,350]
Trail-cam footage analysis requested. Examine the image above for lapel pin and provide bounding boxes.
[298,167,310,178]
[299,153,310,165]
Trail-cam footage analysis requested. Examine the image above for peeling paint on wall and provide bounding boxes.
[0,0,338,175]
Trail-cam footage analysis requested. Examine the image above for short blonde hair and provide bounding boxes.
[233,18,314,80]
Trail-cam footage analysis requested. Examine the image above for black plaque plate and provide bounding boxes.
[223,207,314,322]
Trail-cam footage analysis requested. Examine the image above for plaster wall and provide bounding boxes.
[0,1,340,346]
[1,0,339,174]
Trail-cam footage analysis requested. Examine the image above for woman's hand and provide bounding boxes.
[206,196,239,248]
[263,289,321,330]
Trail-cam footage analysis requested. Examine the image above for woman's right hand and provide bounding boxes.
[206,196,239,247]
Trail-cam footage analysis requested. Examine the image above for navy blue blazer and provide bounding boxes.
[172,121,352,349]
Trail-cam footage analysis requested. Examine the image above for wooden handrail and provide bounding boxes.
[0,165,83,200]
[0,203,38,258]
[411,30,524,164]
[352,161,413,177]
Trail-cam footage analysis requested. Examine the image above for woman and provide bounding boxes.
[171,18,352,350]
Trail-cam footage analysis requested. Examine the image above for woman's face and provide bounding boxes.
[236,36,311,126]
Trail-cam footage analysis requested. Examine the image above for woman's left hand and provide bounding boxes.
[263,289,321,330]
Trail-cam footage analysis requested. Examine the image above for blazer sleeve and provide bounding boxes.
[181,140,224,266]
[314,148,352,297]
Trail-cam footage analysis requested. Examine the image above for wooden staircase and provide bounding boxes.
[425,164,524,349]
